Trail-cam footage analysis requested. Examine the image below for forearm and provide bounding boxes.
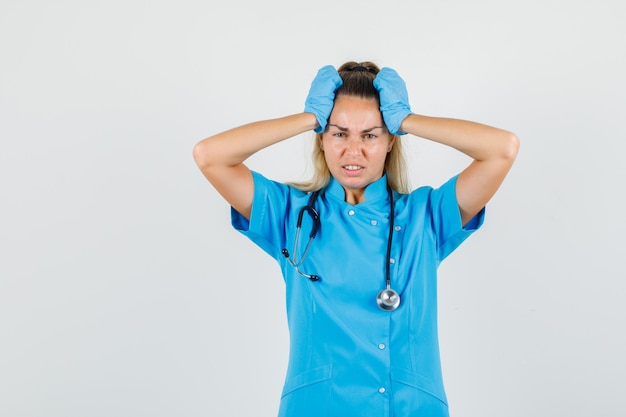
[401,114,518,162]
[193,112,318,168]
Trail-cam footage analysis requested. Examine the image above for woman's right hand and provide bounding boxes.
[304,65,343,133]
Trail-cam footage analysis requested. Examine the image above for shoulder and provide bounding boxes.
[393,176,461,223]
[248,171,312,214]
[404,175,458,204]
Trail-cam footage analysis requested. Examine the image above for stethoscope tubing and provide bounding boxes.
[281,191,321,281]
[282,186,400,310]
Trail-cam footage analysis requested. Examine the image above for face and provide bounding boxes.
[321,95,395,204]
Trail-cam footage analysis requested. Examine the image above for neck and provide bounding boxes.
[343,189,365,205]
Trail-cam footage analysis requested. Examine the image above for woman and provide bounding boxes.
[193,61,519,416]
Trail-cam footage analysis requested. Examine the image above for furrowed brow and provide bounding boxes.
[362,126,385,133]
[327,124,385,133]
[327,124,348,131]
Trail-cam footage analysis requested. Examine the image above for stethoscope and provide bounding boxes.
[281,191,321,282]
[281,186,401,311]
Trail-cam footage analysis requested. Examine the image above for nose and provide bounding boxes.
[345,137,362,156]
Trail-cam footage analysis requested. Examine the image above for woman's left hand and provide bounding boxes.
[373,67,412,135]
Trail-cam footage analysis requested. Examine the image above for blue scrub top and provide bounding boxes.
[231,171,485,417]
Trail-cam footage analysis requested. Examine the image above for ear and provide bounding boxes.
[318,135,324,151]
[387,135,396,152]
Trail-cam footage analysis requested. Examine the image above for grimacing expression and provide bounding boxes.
[321,95,395,202]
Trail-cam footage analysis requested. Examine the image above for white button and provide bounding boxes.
[371,220,378,226]
[395,226,402,231]
[378,387,386,394]
[378,343,386,350]
[389,258,395,264]
[348,210,355,216]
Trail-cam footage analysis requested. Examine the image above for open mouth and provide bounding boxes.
[343,165,363,171]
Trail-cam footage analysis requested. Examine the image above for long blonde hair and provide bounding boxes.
[292,61,409,194]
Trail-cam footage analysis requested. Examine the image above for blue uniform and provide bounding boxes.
[231,171,485,417]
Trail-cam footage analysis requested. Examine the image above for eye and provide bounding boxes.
[363,133,377,139]
[333,132,346,138]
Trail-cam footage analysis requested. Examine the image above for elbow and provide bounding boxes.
[192,139,213,170]
[501,131,520,161]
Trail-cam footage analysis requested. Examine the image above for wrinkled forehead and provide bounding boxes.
[328,95,384,131]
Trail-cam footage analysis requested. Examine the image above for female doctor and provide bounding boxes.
[193,61,519,416]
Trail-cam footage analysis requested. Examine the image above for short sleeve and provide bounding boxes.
[231,171,292,260]
[429,175,485,261]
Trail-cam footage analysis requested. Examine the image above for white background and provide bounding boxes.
[1,0,625,416]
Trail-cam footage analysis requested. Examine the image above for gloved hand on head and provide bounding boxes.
[304,65,343,133]
[373,67,412,135]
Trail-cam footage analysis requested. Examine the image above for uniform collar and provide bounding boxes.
[325,174,389,204]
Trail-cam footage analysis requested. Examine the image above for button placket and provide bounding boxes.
[375,332,390,399]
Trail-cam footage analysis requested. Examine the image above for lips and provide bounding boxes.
[341,165,364,177]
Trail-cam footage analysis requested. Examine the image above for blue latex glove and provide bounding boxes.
[373,67,412,135]
[304,65,343,133]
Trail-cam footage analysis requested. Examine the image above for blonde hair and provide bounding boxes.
[291,61,410,194]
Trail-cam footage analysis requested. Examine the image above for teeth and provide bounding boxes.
[344,165,361,171]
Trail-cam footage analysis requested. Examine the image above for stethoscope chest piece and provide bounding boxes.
[376,287,401,311]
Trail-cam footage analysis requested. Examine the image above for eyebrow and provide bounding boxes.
[327,124,385,133]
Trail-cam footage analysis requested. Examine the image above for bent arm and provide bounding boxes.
[401,114,519,226]
[193,112,318,219]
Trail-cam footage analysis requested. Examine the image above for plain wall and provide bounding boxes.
[1,0,625,416]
